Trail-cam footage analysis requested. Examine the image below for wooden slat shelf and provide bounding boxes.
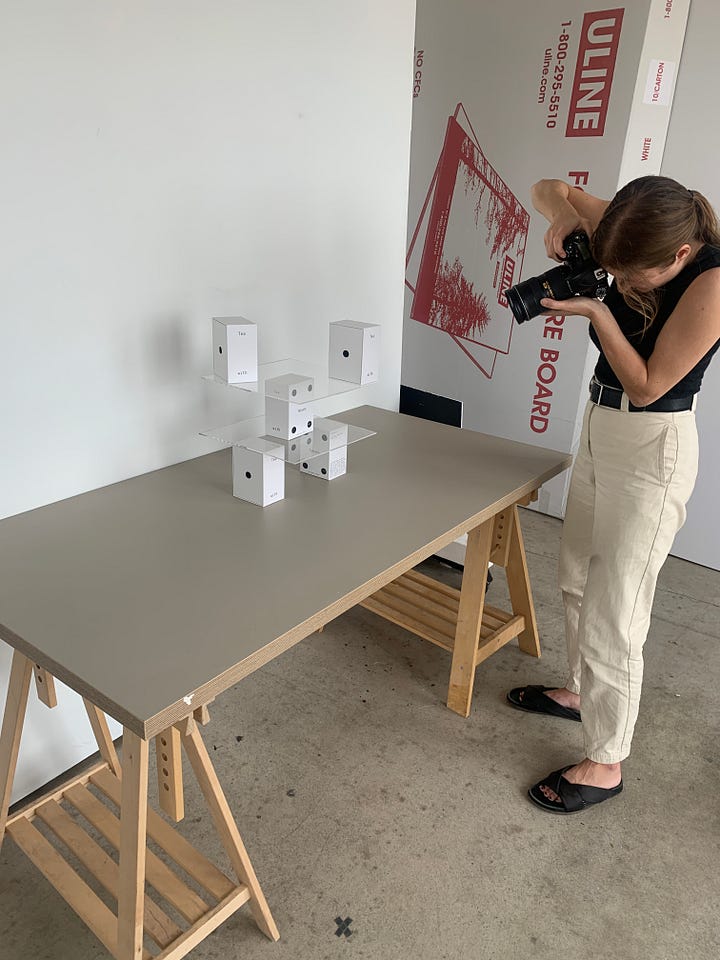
[92,768,235,904]
[360,568,526,663]
[4,763,250,960]
[358,502,542,720]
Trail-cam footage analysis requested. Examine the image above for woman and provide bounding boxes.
[507,175,720,814]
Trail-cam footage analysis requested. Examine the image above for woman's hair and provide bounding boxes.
[590,175,720,328]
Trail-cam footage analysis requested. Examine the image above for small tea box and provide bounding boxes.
[264,372,315,402]
[328,320,380,384]
[212,317,258,383]
[300,446,347,481]
[231,440,284,506]
[278,433,314,464]
[311,418,349,453]
[264,396,313,440]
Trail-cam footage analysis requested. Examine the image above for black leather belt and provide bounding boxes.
[589,379,694,412]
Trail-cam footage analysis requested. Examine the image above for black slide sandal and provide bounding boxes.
[506,685,581,722]
[528,766,623,814]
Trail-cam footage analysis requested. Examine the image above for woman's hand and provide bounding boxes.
[542,205,595,262]
[531,179,609,261]
[540,296,609,320]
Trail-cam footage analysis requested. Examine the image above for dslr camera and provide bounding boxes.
[504,231,608,324]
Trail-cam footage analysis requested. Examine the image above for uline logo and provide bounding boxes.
[498,255,516,307]
[565,8,624,138]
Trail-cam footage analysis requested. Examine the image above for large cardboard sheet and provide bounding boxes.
[403,0,690,515]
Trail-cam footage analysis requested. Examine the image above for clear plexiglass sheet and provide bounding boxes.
[203,358,361,401]
[200,418,375,462]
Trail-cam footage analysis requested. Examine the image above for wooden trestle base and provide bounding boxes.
[360,500,541,718]
[0,652,279,960]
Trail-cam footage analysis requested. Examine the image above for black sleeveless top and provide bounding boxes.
[590,243,720,399]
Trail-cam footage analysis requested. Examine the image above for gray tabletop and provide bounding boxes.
[0,406,570,738]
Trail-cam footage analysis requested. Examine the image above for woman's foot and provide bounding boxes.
[521,686,580,712]
[529,760,624,814]
[538,758,622,804]
[507,685,581,722]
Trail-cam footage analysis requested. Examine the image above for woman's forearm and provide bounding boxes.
[589,303,651,405]
[531,179,573,221]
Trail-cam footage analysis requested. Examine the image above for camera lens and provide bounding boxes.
[505,263,576,323]
[505,276,546,324]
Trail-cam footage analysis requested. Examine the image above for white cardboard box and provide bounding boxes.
[264,372,315,402]
[279,433,315,464]
[212,317,258,383]
[300,446,347,481]
[328,320,380,384]
[311,418,349,452]
[232,440,284,506]
[264,396,314,440]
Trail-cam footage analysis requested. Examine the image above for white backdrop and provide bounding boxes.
[0,0,416,801]
[404,0,714,571]
[401,0,690,519]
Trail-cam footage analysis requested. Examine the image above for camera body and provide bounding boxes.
[504,231,608,324]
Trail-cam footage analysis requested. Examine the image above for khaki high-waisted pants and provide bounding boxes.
[559,394,699,763]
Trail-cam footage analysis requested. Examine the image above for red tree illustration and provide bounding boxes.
[460,138,529,262]
[429,257,491,338]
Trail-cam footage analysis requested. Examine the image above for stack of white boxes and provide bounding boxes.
[297,319,380,482]
[209,317,381,503]
[230,372,317,507]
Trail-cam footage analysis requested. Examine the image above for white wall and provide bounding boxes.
[0,0,416,801]
[660,0,720,570]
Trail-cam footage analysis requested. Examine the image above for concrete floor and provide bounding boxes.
[1,509,719,960]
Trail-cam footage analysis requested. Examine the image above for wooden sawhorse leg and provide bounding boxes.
[1,649,279,959]
[446,502,541,717]
[447,518,494,717]
[117,730,149,960]
[0,651,33,848]
[179,717,280,942]
[503,503,541,657]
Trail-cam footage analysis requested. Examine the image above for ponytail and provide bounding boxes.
[690,190,720,246]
